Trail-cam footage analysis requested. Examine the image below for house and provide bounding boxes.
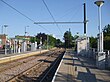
[0,34,7,48]
[15,35,32,44]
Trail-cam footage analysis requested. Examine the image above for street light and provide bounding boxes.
[1,25,8,34]
[4,25,8,35]
[94,0,104,52]
[23,26,29,52]
[94,1,104,7]
[47,34,48,50]
[25,26,29,37]
[1,26,3,34]
[3,25,8,55]
[24,26,29,43]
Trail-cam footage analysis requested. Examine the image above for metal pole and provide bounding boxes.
[24,26,27,41]
[47,35,48,50]
[5,26,7,35]
[4,25,8,55]
[98,6,101,52]
[84,3,87,34]
[98,6,103,52]
[1,26,3,34]
[97,34,99,52]
[40,37,42,53]
[5,27,7,54]
[102,31,103,52]
[24,26,29,41]
[25,26,27,37]
[24,26,29,52]
[94,0,104,52]
[84,2,88,54]
[5,40,7,55]
[15,40,18,53]
[14,40,16,54]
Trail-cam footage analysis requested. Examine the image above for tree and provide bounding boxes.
[103,24,110,37]
[48,35,56,47]
[55,39,63,47]
[89,36,97,48]
[63,30,73,48]
[89,24,110,50]
[36,33,47,45]
[35,33,58,48]
[103,24,110,50]
[30,37,38,43]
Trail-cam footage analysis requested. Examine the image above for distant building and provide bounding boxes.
[15,35,31,40]
[0,35,34,49]
[15,35,32,44]
[0,34,7,48]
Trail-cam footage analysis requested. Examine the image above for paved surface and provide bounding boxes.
[0,49,49,64]
[0,49,42,58]
[53,50,110,82]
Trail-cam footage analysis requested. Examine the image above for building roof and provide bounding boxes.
[76,35,87,42]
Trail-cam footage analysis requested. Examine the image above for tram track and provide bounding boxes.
[0,50,55,73]
[0,48,65,82]
[8,49,65,82]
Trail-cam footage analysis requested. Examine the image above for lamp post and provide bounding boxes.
[23,26,29,52]
[1,26,3,34]
[25,26,29,37]
[40,37,42,53]
[4,25,8,35]
[94,0,106,69]
[47,34,48,50]
[4,25,8,55]
[94,0,104,52]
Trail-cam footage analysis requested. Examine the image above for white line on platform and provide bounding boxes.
[51,51,66,82]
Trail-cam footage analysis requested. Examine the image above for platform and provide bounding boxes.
[0,49,49,64]
[52,50,75,82]
[52,50,110,82]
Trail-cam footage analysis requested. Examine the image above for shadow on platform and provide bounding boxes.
[55,72,76,82]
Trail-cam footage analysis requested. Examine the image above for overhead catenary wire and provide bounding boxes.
[69,4,82,22]
[56,4,82,21]
[68,4,83,34]
[0,0,51,33]
[42,0,63,34]
[34,22,83,24]
[38,24,51,33]
[0,0,34,22]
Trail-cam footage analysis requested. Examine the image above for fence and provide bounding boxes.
[88,48,110,69]
[105,50,110,69]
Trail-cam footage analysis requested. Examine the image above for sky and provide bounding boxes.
[0,0,110,41]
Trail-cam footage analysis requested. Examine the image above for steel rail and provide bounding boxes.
[40,51,65,82]
[7,50,60,81]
